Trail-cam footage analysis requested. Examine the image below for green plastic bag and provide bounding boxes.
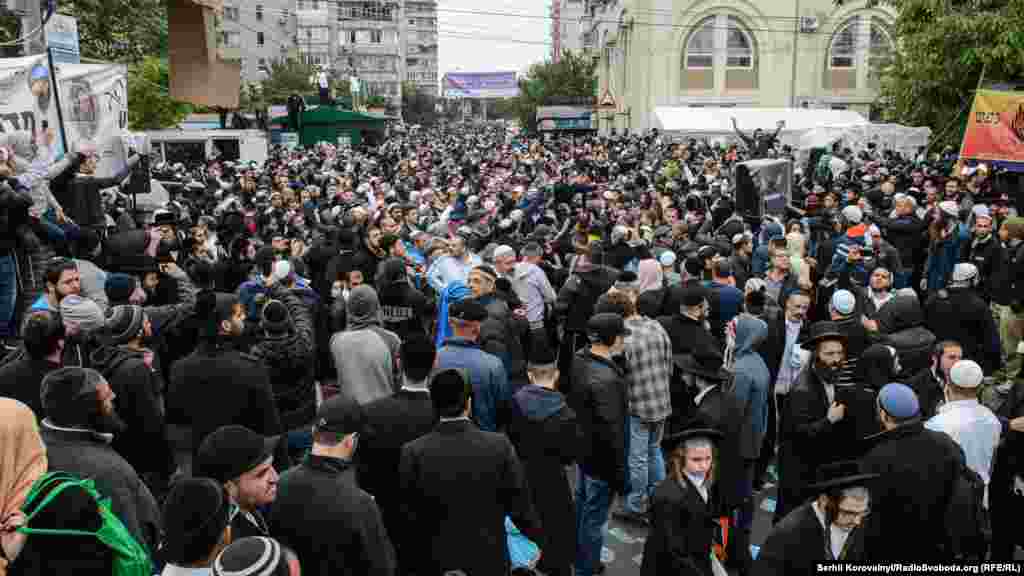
[17,471,152,576]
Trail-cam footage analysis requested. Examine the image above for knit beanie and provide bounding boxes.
[59,295,105,333]
[260,300,291,334]
[104,305,145,345]
[104,273,137,305]
[162,478,231,566]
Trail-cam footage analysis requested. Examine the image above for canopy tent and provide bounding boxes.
[270,106,389,147]
[797,123,932,157]
[652,107,868,147]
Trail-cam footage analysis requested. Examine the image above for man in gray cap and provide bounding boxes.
[39,366,161,554]
[329,285,402,405]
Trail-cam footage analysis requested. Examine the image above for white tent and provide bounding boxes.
[796,123,932,157]
[652,107,869,147]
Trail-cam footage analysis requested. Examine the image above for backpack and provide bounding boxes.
[17,472,152,576]
[944,460,989,561]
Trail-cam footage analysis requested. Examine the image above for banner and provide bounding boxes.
[0,55,66,159]
[55,62,129,178]
[960,89,1024,170]
[442,72,518,99]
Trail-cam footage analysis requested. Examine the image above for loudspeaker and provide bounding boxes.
[734,163,762,219]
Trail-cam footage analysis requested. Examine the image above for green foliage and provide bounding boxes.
[366,94,387,108]
[261,58,318,105]
[873,0,1024,147]
[58,0,168,62]
[401,82,437,124]
[127,56,191,130]
[513,50,597,132]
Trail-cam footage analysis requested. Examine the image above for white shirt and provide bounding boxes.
[161,566,212,576]
[685,473,709,503]
[812,501,851,560]
[317,71,329,88]
[926,399,1001,493]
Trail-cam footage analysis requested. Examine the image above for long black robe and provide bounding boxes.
[754,502,865,576]
[641,476,719,576]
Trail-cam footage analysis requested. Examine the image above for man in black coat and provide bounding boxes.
[398,368,542,576]
[923,263,1001,374]
[570,312,631,576]
[962,206,1000,302]
[507,342,580,576]
[860,382,965,562]
[38,366,161,554]
[658,285,721,359]
[167,292,282,465]
[358,333,437,572]
[0,309,65,416]
[775,322,853,522]
[907,340,962,420]
[271,395,397,576]
[755,462,877,575]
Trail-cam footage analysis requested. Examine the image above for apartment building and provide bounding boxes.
[221,0,296,83]
[405,0,439,95]
[336,0,405,104]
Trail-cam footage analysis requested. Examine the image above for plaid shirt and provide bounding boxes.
[624,316,673,422]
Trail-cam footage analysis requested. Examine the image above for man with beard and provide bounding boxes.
[964,205,1000,302]
[195,425,281,540]
[354,225,386,283]
[168,291,282,463]
[775,322,851,522]
[91,304,175,496]
[38,366,161,554]
[31,257,80,312]
[755,461,877,574]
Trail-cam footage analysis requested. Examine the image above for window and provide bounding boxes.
[726,17,753,68]
[258,57,267,70]
[371,29,382,43]
[685,17,714,69]
[830,19,857,68]
[297,0,306,10]
[868,19,894,73]
[257,32,265,46]
[221,31,240,48]
[343,30,357,44]
[409,18,416,26]
[255,5,263,20]
[312,0,320,10]
[224,6,239,21]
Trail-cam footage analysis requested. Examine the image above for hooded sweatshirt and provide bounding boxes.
[731,314,770,459]
[329,285,402,405]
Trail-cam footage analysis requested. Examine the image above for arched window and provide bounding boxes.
[829,16,894,70]
[829,20,857,68]
[726,16,753,68]
[684,15,755,70]
[685,17,714,69]
[868,19,894,72]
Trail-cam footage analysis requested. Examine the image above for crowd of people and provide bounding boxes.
[0,120,1021,576]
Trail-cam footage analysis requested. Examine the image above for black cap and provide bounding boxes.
[40,367,105,425]
[430,368,471,410]
[194,426,279,484]
[213,537,291,576]
[807,460,879,494]
[162,477,231,565]
[681,285,710,307]
[449,298,489,322]
[528,336,558,368]
[587,312,631,342]
[314,395,369,436]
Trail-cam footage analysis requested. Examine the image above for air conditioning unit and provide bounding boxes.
[279,11,290,25]
[799,16,819,33]
[796,97,819,109]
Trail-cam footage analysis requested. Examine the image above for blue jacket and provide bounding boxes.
[732,314,770,460]
[436,337,509,432]
[926,236,961,292]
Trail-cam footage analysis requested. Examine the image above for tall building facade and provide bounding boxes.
[221,0,296,83]
[336,0,406,105]
[586,0,897,133]
[404,0,439,95]
[551,0,586,61]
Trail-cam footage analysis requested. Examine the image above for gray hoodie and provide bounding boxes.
[732,314,770,459]
[329,285,402,404]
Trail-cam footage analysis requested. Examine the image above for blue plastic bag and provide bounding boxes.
[506,516,540,570]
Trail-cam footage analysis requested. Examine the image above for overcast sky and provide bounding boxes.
[437,0,551,79]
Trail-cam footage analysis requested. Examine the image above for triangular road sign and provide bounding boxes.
[599,89,616,109]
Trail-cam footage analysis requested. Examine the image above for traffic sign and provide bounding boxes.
[598,89,616,109]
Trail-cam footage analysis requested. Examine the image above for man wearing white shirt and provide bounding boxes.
[316,69,330,104]
[926,359,1001,505]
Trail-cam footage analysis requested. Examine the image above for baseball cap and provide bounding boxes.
[314,395,370,436]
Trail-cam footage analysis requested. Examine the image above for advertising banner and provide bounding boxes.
[443,72,518,99]
[56,62,129,178]
[960,89,1024,170]
[0,55,66,158]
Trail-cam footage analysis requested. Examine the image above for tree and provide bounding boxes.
[401,81,437,125]
[59,0,168,62]
[127,56,192,130]
[868,0,1024,146]
[261,58,317,104]
[514,50,597,132]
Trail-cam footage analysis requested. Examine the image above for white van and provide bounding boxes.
[144,129,268,166]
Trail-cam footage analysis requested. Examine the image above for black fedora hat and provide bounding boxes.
[807,460,879,494]
[673,350,728,381]
[800,321,848,348]
[661,426,724,451]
